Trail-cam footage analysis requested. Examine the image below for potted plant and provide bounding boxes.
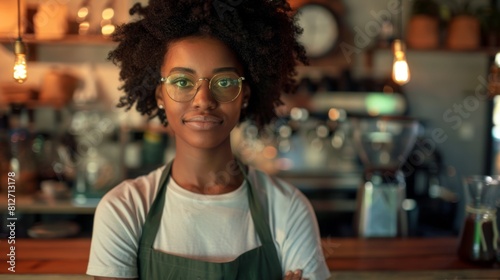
[445,0,481,50]
[406,0,441,49]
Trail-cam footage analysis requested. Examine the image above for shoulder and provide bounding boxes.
[96,166,166,218]
[88,166,166,278]
[248,167,329,279]
[248,167,304,198]
[247,167,312,213]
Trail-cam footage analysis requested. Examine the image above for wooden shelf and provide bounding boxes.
[0,34,115,46]
[367,45,500,56]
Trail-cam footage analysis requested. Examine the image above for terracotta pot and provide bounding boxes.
[39,70,79,108]
[446,15,481,50]
[34,2,68,40]
[407,15,440,49]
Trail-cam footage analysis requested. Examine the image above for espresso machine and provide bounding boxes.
[352,117,419,237]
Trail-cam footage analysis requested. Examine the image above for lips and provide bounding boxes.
[183,115,223,130]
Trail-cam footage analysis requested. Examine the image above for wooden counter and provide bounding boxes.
[0,238,498,279]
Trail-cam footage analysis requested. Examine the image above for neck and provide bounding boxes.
[170,142,244,195]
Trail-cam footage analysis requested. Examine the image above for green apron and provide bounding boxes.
[138,160,283,279]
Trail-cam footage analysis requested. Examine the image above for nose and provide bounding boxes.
[192,78,217,109]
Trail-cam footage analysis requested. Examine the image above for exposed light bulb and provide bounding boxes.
[13,39,27,84]
[77,6,90,35]
[101,1,115,36]
[77,6,89,20]
[101,21,115,36]
[77,0,91,35]
[102,8,114,20]
[391,39,410,85]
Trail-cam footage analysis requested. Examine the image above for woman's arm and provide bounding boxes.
[279,188,330,280]
[87,182,145,279]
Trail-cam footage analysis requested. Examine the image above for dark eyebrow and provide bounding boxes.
[213,67,239,74]
[168,67,240,75]
[169,67,196,74]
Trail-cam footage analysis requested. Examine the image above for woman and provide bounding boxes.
[87,0,330,279]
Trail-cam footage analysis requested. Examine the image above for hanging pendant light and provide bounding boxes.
[77,0,91,35]
[101,0,116,36]
[13,0,27,84]
[392,0,410,85]
[392,39,410,85]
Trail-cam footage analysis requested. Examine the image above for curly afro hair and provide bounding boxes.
[109,0,308,130]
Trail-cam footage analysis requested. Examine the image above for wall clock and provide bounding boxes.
[296,3,340,59]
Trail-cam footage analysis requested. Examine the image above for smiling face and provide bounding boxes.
[156,36,249,152]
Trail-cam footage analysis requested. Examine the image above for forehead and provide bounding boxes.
[162,36,243,74]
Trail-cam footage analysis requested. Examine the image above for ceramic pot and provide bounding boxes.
[39,70,79,107]
[407,15,440,49]
[446,15,481,50]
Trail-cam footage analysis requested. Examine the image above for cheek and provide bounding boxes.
[163,99,182,121]
[225,106,243,124]
[165,105,180,122]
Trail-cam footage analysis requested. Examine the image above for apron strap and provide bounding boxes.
[139,160,173,247]
[237,159,282,277]
[236,160,275,245]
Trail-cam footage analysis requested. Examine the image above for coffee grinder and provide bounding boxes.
[352,116,419,237]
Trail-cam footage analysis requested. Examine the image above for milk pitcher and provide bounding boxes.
[355,168,407,237]
[457,175,500,264]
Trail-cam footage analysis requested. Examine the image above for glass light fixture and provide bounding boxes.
[13,0,27,83]
[392,0,410,85]
[77,0,91,35]
[101,0,115,36]
[13,38,27,83]
[392,39,410,85]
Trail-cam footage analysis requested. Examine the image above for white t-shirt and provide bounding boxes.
[87,166,330,280]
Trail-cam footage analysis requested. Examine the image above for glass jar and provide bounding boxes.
[457,175,500,264]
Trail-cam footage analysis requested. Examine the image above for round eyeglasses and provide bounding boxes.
[160,72,245,103]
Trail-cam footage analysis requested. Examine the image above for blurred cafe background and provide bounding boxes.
[0,0,499,239]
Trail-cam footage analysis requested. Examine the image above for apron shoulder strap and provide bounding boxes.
[237,160,274,245]
[139,160,173,247]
